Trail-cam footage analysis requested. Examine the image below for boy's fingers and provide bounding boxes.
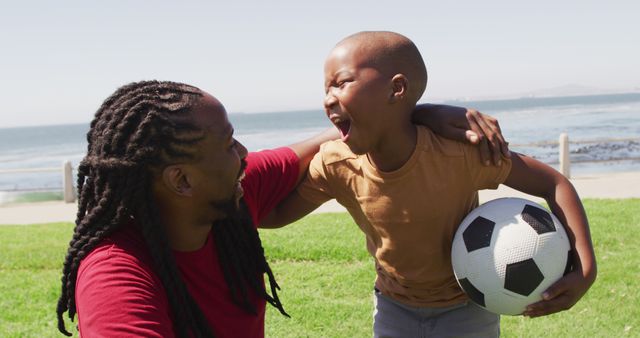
[542,283,564,301]
[523,276,575,317]
[523,294,571,317]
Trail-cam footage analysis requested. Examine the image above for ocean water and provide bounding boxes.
[1,93,639,197]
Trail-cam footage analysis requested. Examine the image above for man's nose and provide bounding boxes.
[235,140,248,159]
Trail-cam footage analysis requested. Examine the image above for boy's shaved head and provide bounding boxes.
[336,31,428,102]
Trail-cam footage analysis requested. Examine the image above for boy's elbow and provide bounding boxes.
[554,173,579,198]
[543,173,570,198]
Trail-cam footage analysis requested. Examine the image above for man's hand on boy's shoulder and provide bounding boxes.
[411,104,510,166]
[462,108,511,165]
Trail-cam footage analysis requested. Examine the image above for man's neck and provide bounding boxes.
[165,221,212,252]
[160,203,216,252]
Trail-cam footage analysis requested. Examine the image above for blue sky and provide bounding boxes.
[1,0,638,128]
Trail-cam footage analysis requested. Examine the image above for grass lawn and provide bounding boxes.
[1,199,638,337]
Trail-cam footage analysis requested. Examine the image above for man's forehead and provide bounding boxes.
[222,125,233,138]
[191,94,232,132]
[202,121,233,141]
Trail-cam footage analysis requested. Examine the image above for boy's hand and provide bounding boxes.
[522,269,593,317]
[412,104,510,166]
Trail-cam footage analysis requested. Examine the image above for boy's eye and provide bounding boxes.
[337,79,351,87]
[325,79,349,93]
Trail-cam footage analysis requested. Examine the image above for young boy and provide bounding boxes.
[264,31,597,337]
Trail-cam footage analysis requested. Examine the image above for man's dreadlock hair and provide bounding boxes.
[56,80,288,337]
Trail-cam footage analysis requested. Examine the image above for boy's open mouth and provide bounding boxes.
[335,120,351,140]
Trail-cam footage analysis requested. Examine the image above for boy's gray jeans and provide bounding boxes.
[373,288,500,338]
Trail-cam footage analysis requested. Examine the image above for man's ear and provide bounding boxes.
[161,165,193,197]
[390,74,408,103]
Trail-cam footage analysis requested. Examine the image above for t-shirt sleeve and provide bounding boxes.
[295,150,335,205]
[462,142,512,190]
[241,147,300,224]
[75,249,174,337]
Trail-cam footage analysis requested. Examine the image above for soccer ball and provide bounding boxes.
[451,197,571,315]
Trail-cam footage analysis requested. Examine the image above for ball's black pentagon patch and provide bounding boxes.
[458,278,485,307]
[521,204,556,234]
[504,258,544,296]
[462,216,495,252]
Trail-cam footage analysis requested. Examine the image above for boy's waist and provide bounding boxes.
[374,268,467,307]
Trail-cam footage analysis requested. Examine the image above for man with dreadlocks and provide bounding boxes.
[56,80,508,337]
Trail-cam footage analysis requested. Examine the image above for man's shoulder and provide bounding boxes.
[78,226,155,280]
[75,226,172,336]
[318,140,359,166]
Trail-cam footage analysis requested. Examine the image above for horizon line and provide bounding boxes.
[2,91,640,130]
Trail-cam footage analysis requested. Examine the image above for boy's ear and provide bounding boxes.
[161,165,193,197]
[390,74,408,103]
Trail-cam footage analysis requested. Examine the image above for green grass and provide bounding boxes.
[1,200,638,337]
[0,191,63,206]
[0,223,72,337]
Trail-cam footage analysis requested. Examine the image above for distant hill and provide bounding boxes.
[430,84,640,103]
[515,84,639,98]
[440,92,640,112]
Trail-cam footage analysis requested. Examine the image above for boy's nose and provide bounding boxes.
[324,92,337,109]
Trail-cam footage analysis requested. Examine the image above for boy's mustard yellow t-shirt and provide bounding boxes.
[297,126,512,307]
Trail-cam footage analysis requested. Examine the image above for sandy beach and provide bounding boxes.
[1,171,638,225]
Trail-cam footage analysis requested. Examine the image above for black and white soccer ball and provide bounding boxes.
[451,197,571,315]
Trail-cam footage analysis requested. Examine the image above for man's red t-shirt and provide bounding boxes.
[75,147,299,337]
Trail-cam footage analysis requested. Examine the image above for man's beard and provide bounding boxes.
[212,199,253,230]
[210,196,241,219]
[208,159,248,221]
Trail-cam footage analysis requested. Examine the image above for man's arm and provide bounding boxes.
[412,103,510,166]
[260,190,322,228]
[503,153,597,317]
[259,129,335,229]
[286,127,339,184]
